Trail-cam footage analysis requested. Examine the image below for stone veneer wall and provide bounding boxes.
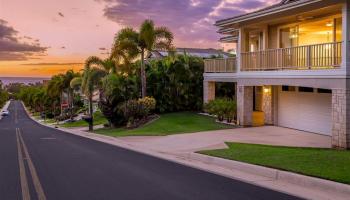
[203,81,215,103]
[237,85,253,126]
[331,89,350,149]
[262,86,274,125]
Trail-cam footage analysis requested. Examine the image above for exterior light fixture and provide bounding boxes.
[263,87,270,93]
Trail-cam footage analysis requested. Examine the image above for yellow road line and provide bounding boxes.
[16,128,30,200]
[18,128,47,200]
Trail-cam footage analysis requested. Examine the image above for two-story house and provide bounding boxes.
[203,0,350,149]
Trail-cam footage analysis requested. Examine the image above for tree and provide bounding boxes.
[47,74,64,116]
[0,81,8,107]
[84,56,117,74]
[112,19,174,97]
[62,70,80,118]
[100,73,138,127]
[146,54,204,112]
[81,56,108,131]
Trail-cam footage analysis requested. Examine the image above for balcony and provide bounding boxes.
[204,57,236,73]
[241,42,342,71]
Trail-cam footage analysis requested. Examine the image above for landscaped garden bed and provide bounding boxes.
[199,142,350,184]
[94,112,234,137]
[61,111,108,128]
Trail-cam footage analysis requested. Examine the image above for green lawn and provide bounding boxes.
[61,111,108,128]
[43,118,56,124]
[200,143,350,184]
[94,112,233,137]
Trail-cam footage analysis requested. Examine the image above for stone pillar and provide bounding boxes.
[342,2,350,73]
[331,89,350,149]
[203,81,215,103]
[237,85,253,126]
[262,85,274,125]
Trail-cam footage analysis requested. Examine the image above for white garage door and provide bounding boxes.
[278,89,332,135]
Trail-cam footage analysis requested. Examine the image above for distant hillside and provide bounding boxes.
[0,77,50,85]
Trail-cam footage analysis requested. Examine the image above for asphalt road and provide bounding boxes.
[0,101,302,200]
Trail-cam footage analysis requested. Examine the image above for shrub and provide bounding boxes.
[204,98,236,122]
[118,99,139,122]
[118,97,156,128]
[146,55,204,113]
[138,96,156,118]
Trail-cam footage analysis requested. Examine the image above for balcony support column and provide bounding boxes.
[203,81,215,104]
[262,86,275,125]
[237,85,253,126]
[331,89,350,149]
[342,2,350,74]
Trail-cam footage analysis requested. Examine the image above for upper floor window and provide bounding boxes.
[280,27,298,48]
[247,31,263,52]
[279,15,342,48]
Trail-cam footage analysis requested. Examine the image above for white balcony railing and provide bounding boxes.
[241,42,342,71]
[204,57,236,73]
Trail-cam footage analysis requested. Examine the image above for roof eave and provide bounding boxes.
[215,0,321,27]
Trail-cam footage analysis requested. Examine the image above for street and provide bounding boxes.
[0,101,301,200]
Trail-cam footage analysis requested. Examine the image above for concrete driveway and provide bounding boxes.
[119,126,332,154]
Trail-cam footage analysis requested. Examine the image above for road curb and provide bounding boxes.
[186,153,350,197]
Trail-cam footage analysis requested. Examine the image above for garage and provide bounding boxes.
[277,86,332,136]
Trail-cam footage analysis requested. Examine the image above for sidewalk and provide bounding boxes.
[117,126,331,154]
[27,111,349,200]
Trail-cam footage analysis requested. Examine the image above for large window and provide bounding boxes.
[280,27,298,48]
[279,15,342,47]
[247,31,263,52]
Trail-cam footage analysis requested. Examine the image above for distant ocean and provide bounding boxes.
[0,77,50,85]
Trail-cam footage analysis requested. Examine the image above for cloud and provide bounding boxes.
[96,0,279,48]
[99,47,107,51]
[21,62,83,66]
[0,19,48,61]
[58,12,65,17]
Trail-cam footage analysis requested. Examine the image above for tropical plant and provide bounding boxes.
[81,57,108,130]
[204,98,237,122]
[99,73,139,127]
[62,70,80,118]
[137,96,156,118]
[0,81,8,107]
[47,74,64,115]
[112,19,174,97]
[84,56,117,74]
[118,96,156,128]
[147,54,204,112]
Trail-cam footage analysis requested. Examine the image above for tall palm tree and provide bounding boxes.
[84,56,117,74]
[112,19,174,97]
[47,74,65,116]
[80,56,108,131]
[62,70,80,118]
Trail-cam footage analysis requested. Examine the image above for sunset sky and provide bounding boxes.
[0,0,278,77]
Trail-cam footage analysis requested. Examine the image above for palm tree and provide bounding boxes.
[84,56,117,74]
[62,70,80,118]
[80,56,108,131]
[112,19,174,97]
[47,74,65,116]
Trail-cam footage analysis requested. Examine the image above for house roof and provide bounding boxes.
[215,0,322,27]
[219,36,238,43]
[150,48,232,58]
